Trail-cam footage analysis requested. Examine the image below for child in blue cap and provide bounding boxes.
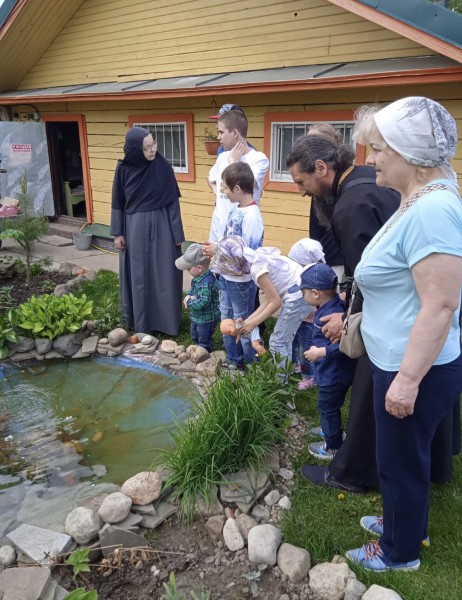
[294,263,356,460]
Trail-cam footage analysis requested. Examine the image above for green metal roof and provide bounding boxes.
[358,0,462,47]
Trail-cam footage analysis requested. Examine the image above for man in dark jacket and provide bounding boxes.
[287,134,399,493]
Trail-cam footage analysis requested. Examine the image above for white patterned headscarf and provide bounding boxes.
[288,238,325,266]
[374,97,458,184]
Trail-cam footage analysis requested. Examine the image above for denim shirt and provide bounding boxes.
[312,294,356,387]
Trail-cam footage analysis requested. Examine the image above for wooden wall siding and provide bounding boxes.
[29,83,462,252]
[18,0,434,90]
[0,0,84,92]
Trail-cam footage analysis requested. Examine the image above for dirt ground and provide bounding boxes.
[0,268,69,311]
[59,512,311,600]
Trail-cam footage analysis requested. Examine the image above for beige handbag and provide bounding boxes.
[339,281,366,359]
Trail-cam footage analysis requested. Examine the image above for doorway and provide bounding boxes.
[46,121,87,219]
[42,114,93,223]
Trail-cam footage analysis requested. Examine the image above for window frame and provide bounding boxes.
[263,110,366,193]
[128,113,195,182]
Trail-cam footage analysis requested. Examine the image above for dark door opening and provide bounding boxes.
[46,121,87,220]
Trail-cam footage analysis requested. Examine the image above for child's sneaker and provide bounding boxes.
[360,516,431,547]
[297,378,315,390]
[310,426,325,438]
[308,441,338,461]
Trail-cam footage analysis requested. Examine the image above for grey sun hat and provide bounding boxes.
[175,243,209,270]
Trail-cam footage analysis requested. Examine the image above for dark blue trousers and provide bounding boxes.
[372,352,462,564]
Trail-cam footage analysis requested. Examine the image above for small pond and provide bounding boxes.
[0,356,197,537]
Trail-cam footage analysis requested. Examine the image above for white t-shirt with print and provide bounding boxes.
[250,255,303,300]
[208,148,269,242]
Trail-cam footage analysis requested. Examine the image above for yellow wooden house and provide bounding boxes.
[1,0,461,252]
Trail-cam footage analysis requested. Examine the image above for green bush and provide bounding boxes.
[76,270,123,336]
[0,313,18,358]
[156,352,294,519]
[14,293,93,339]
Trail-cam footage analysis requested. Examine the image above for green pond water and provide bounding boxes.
[0,356,196,535]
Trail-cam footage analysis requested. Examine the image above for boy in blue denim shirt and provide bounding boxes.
[175,243,220,353]
[293,263,355,460]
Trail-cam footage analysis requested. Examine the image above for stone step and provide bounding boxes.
[48,219,84,240]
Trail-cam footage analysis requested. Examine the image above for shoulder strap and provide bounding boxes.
[340,177,377,194]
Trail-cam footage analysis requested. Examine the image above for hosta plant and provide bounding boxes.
[14,293,93,339]
[0,312,18,359]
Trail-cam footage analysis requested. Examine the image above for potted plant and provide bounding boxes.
[202,128,221,156]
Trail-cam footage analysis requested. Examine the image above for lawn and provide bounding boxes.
[282,385,462,600]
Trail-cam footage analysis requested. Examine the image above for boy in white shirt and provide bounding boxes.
[203,162,264,367]
[208,110,268,242]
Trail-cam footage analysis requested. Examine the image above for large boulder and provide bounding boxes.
[65,507,102,544]
[121,471,162,505]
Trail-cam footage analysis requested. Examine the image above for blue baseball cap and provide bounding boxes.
[288,263,338,293]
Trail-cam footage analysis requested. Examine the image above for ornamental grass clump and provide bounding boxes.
[157,352,294,519]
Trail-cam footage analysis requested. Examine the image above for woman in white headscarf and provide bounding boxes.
[345,98,462,572]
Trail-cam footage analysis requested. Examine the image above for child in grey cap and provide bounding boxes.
[175,243,220,352]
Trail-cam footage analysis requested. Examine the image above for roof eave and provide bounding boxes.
[326,0,462,62]
[1,66,461,105]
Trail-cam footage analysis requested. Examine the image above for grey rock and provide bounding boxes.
[195,487,223,516]
[0,566,51,600]
[121,471,162,505]
[204,515,225,541]
[130,503,156,516]
[309,562,356,600]
[188,345,210,364]
[98,524,147,558]
[139,502,178,529]
[248,524,282,566]
[170,359,197,373]
[278,468,294,481]
[58,262,79,274]
[344,577,367,600]
[177,352,190,363]
[0,545,16,567]
[8,350,38,362]
[251,504,270,521]
[65,507,102,544]
[141,335,154,345]
[156,353,181,367]
[6,524,73,566]
[53,333,84,357]
[278,496,292,510]
[98,492,132,524]
[12,336,35,353]
[34,338,53,355]
[235,513,257,542]
[174,344,186,355]
[262,448,280,472]
[277,543,311,583]
[161,339,177,353]
[107,327,129,346]
[264,489,281,506]
[223,518,245,551]
[53,585,70,600]
[362,585,403,600]
[114,512,143,531]
[44,350,63,360]
[83,270,97,281]
[81,335,99,354]
[91,464,107,477]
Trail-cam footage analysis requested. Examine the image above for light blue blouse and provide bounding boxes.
[355,179,462,371]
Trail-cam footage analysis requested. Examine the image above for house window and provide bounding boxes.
[271,121,354,182]
[128,114,195,182]
[263,110,363,192]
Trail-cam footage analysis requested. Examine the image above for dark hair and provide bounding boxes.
[286,134,355,173]
[218,110,248,137]
[222,162,255,195]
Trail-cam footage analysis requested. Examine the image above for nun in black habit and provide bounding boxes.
[110,127,185,335]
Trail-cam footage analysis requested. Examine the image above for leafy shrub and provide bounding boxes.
[65,547,92,581]
[76,270,123,336]
[14,293,93,339]
[0,313,18,358]
[63,589,98,600]
[156,352,294,519]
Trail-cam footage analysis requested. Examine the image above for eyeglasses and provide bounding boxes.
[143,141,157,151]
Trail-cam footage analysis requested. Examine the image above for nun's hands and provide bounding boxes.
[114,235,125,250]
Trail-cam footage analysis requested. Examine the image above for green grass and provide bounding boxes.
[154,352,294,520]
[281,386,462,600]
